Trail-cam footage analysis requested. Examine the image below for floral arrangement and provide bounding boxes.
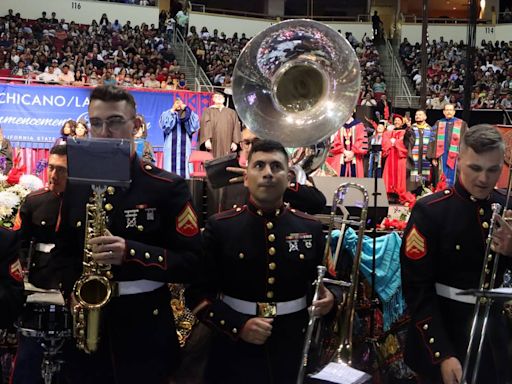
[0,174,43,229]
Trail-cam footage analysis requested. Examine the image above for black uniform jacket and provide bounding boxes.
[18,188,64,289]
[58,155,203,288]
[400,179,511,380]
[0,228,24,328]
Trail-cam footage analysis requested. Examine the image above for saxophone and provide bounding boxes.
[72,185,114,354]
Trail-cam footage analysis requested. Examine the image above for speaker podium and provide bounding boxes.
[311,176,389,222]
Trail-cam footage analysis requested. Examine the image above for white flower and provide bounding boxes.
[0,204,13,220]
[6,184,31,200]
[18,174,44,191]
[0,191,21,210]
[0,174,7,183]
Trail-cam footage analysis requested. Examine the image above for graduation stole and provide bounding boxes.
[410,124,431,180]
[435,119,462,169]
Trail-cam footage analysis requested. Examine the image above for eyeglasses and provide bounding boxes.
[88,117,134,133]
[240,139,259,148]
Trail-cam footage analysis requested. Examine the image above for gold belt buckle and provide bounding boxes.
[257,302,277,318]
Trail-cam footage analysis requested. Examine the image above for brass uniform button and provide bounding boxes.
[220,320,225,325]
[299,254,305,260]
[269,262,276,270]
[153,309,159,316]
[239,252,245,259]
[444,190,450,195]
[479,208,485,216]
[236,207,242,212]
[105,203,113,211]
[429,338,435,344]
[137,225,144,231]
[209,312,214,318]
[482,222,489,229]
[268,247,276,256]
[268,234,275,242]
[275,209,280,216]
[41,220,46,226]
[232,328,238,334]
[145,252,150,260]
[455,245,461,251]
[158,256,164,263]
[76,221,82,227]
[434,352,440,358]
[130,249,136,256]
[107,186,115,195]
[145,165,152,170]
[267,291,274,299]
[105,271,113,279]
[268,277,275,285]
[266,222,274,230]
[423,324,429,330]
[257,209,263,216]
[290,183,295,188]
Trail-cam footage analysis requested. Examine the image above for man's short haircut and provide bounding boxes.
[89,85,136,113]
[248,139,289,164]
[416,108,426,115]
[50,144,67,156]
[461,124,505,154]
[443,103,455,110]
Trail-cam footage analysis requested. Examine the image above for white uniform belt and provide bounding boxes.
[435,282,476,305]
[34,243,55,253]
[222,294,307,317]
[117,280,164,296]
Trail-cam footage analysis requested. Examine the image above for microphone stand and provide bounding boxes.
[369,143,382,339]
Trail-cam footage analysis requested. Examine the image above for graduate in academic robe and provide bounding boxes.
[199,92,241,159]
[368,120,386,178]
[327,116,368,177]
[382,114,408,196]
[404,109,433,193]
[427,103,468,188]
[159,98,200,178]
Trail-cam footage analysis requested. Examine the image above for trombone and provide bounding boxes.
[297,182,369,383]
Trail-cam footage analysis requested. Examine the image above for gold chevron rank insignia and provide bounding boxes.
[9,259,23,282]
[405,225,427,260]
[176,203,199,237]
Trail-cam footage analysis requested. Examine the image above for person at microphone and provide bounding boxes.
[189,139,340,383]
[400,124,512,384]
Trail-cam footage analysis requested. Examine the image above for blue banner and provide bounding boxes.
[0,84,212,147]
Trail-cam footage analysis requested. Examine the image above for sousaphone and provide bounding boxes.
[232,19,361,152]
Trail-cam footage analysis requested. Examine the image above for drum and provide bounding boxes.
[17,302,71,339]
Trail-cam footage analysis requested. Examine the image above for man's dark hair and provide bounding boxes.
[461,124,505,154]
[50,144,67,156]
[248,139,289,164]
[89,85,136,113]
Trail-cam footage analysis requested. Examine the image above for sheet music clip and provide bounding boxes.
[457,287,512,301]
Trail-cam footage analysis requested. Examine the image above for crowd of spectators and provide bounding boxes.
[0,6,190,90]
[186,26,387,103]
[400,36,512,110]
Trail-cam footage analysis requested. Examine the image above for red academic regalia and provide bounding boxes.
[382,129,408,195]
[327,120,368,177]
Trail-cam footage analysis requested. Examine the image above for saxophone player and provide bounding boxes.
[400,124,512,384]
[58,85,203,384]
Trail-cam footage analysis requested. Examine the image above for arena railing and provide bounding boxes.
[174,27,213,92]
[190,3,370,22]
[76,0,159,7]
